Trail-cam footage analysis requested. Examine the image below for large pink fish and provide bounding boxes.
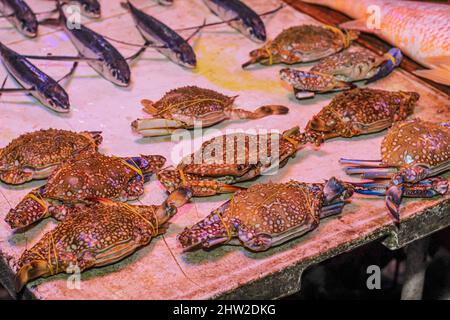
[301,0,450,85]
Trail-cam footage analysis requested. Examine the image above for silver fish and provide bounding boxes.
[58,4,131,86]
[0,0,38,37]
[202,0,266,42]
[0,42,70,113]
[125,1,196,68]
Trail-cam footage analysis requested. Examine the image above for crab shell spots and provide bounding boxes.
[311,51,378,80]
[381,119,450,168]
[179,132,296,177]
[309,88,418,135]
[273,25,341,55]
[17,202,156,273]
[150,86,233,120]
[43,154,141,201]
[0,129,99,171]
[226,182,322,235]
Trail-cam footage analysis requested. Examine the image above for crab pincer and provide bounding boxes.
[341,119,450,222]
[5,153,166,229]
[178,177,354,252]
[14,188,192,292]
[131,86,289,137]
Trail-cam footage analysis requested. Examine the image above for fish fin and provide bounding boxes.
[185,19,207,42]
[425,56,450,67]
[126,43,148,61]
[0,13,15,18]
[24,54,99,62]
[0,88,36,94]
[339,19,380,35]
[38,18,61,26]
[412,68,450,86]
[1,76,7,89]
[57,62,79,83]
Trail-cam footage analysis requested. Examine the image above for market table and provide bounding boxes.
[0,0,449,300]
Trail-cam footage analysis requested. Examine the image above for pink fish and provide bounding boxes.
[301,0,450,85]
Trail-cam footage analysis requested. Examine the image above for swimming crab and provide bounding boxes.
[5,152,166,229]
[15,188,192,292]
[304,88,419,142]
[157,127,315,197]
[242,24,359,68]
[341,118,450,221]
[178,177,354,251]
[131,86,289,137]
[280,48,403,99]
[0,129,102,185]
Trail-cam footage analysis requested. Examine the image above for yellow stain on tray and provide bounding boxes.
[193,39,285,94]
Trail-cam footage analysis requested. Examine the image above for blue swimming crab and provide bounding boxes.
[280,48,403,99]
[242,24,359,68]
[5,152,166,229]
[178,177,354,251]
[15,188,192,292]
[341,118,450,221]
[305,88,419,141]
[131,86,289,137]
[0,129,102,185]
[157,128,314,196]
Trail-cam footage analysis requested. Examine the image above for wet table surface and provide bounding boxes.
[0,0,449,300]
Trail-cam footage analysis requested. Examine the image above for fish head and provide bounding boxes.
[17,11,38,37]
[243,16,267,43]
[174,43,197,68]
[106,59,131,87]
[40,82,71,113]
[79,0,101,18]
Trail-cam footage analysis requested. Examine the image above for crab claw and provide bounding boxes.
[386,184,404,223]
[178,202,233,251]
[129,155,166,176]
[366,48,402,84]
[5,188,49,229]
[15,260,50,292]
[242,46,273,68]
[280,68,355,99]
[131,118,187,137]
[323,177,354,204]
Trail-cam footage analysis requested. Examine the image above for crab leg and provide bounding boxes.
[366,48,403,84]
[345,167,398,179]
[226,105,289,120]
[339,158,384,166]
[319,202,347,218]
